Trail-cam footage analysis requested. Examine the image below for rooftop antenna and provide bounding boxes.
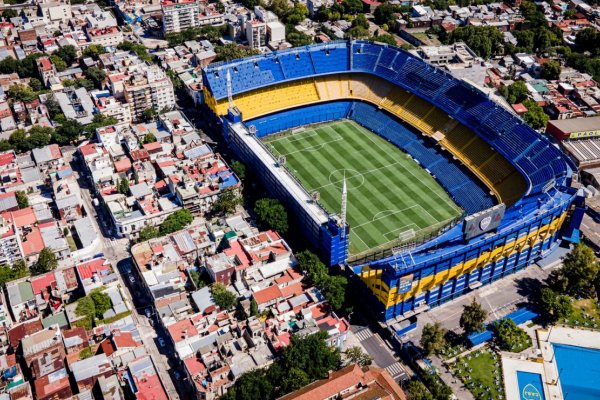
[340,173,347,238]
[226,69,234,109]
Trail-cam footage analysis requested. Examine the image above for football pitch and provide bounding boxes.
[263,120,463,257]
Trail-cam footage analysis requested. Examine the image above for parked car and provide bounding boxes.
[158,337,166,347]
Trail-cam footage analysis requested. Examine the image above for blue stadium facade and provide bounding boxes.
[202,40,583,324]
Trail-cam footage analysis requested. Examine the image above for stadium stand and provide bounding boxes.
[204,41,581,323]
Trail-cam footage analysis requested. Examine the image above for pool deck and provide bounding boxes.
[502,327,600,400]
[502,352,556,400]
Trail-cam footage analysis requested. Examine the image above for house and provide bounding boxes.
[21,325,65,379]
[70,354,113,392]
[278,364,407,400]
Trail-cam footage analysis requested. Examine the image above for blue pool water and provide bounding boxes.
[516,371,545,400]
[553,343,600,400]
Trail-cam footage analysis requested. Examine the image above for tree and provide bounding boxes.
[269,0,291,19]
[492,318,530,351]
[553,243,599,298]
[342,0,363,14]
[79,347,93,359]
[254,198,288,233]
[90,290,112,318]
[7,84,38,103]
[44,95,62,118]
[75,296,96,318]
[214,43,260,62]
[522,99,549,129]
[211,283,237,310]
[12,259,29,279]
[231,160,246,181]
[3,9,18,19]
[374,2,396,26]
[281,330,341,380]
[0,259,29,286]
[141,132,157,144]
[280,368,310,394]
[345,346,373,366]
[212,188,242,216]
[85,67,106,89]
[142,108,157,122]
[352,14,369,29]
[138,226,159,242]
[575,28,600,56]
[459,299,487,334]
[32,248,57,275]
[240,0,260,9]
[250,299,259,316]
[321,275,347,310]
[0,57,21,75]
[541,60,561,80]
[82,44,106,60]
[287,27,313,47]
[117,41,152,62]
[502,81,529,104]
[50,54,67,72]
[118,178,130,195]
[29,78,43,92]
[52,119,83,145]
[372,34,397,46]
[159,209,193,235]
[445,26,504,59]
[15,191,28,209]
[296,250,328,286]
[54,45,78,65]
[407,381,433,400]
[538,287,572,323]
[420,322,446,356]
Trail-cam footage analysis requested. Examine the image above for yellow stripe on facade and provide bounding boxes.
[358,212,566,309]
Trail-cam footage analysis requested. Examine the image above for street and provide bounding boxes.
[73,159,189,399]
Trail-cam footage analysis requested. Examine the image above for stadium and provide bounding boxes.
[202,40,584,325]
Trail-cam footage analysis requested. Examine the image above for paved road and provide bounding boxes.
[73,165,186,399]
[410,264,554,340]
[354,327,409,382]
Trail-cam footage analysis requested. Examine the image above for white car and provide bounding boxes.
[158,337,166,347]
[129,275,136,284]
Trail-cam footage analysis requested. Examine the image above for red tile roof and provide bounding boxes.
[31,272,57,295]
[167,320,199,343]
[253,285,284,305]
[184,357,206,376]
[134,373,168,400]
[76,258,111,280]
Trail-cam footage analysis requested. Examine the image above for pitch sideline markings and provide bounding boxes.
[358,124,462,214]
[315,162,403,191]
[265,120,462,255]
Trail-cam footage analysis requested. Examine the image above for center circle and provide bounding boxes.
[328,168,365,190]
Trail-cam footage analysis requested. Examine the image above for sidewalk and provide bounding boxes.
[430,355,475,400]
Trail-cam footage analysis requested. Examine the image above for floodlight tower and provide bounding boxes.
[340,176,347,239]
[226,70,234,109]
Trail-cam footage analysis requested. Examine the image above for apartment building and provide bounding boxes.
[124,65,175,122]
[162,0,200,34]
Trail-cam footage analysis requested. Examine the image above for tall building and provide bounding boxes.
[162,0,200,34]
[124,65,175,121]
[245,19,267,50]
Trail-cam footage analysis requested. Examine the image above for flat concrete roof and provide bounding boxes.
[548,116,600,133]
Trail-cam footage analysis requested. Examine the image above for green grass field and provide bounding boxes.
[263,120,462,257]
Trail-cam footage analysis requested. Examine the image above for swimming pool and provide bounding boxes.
[553,343,600,400]
[516,371,545,400]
